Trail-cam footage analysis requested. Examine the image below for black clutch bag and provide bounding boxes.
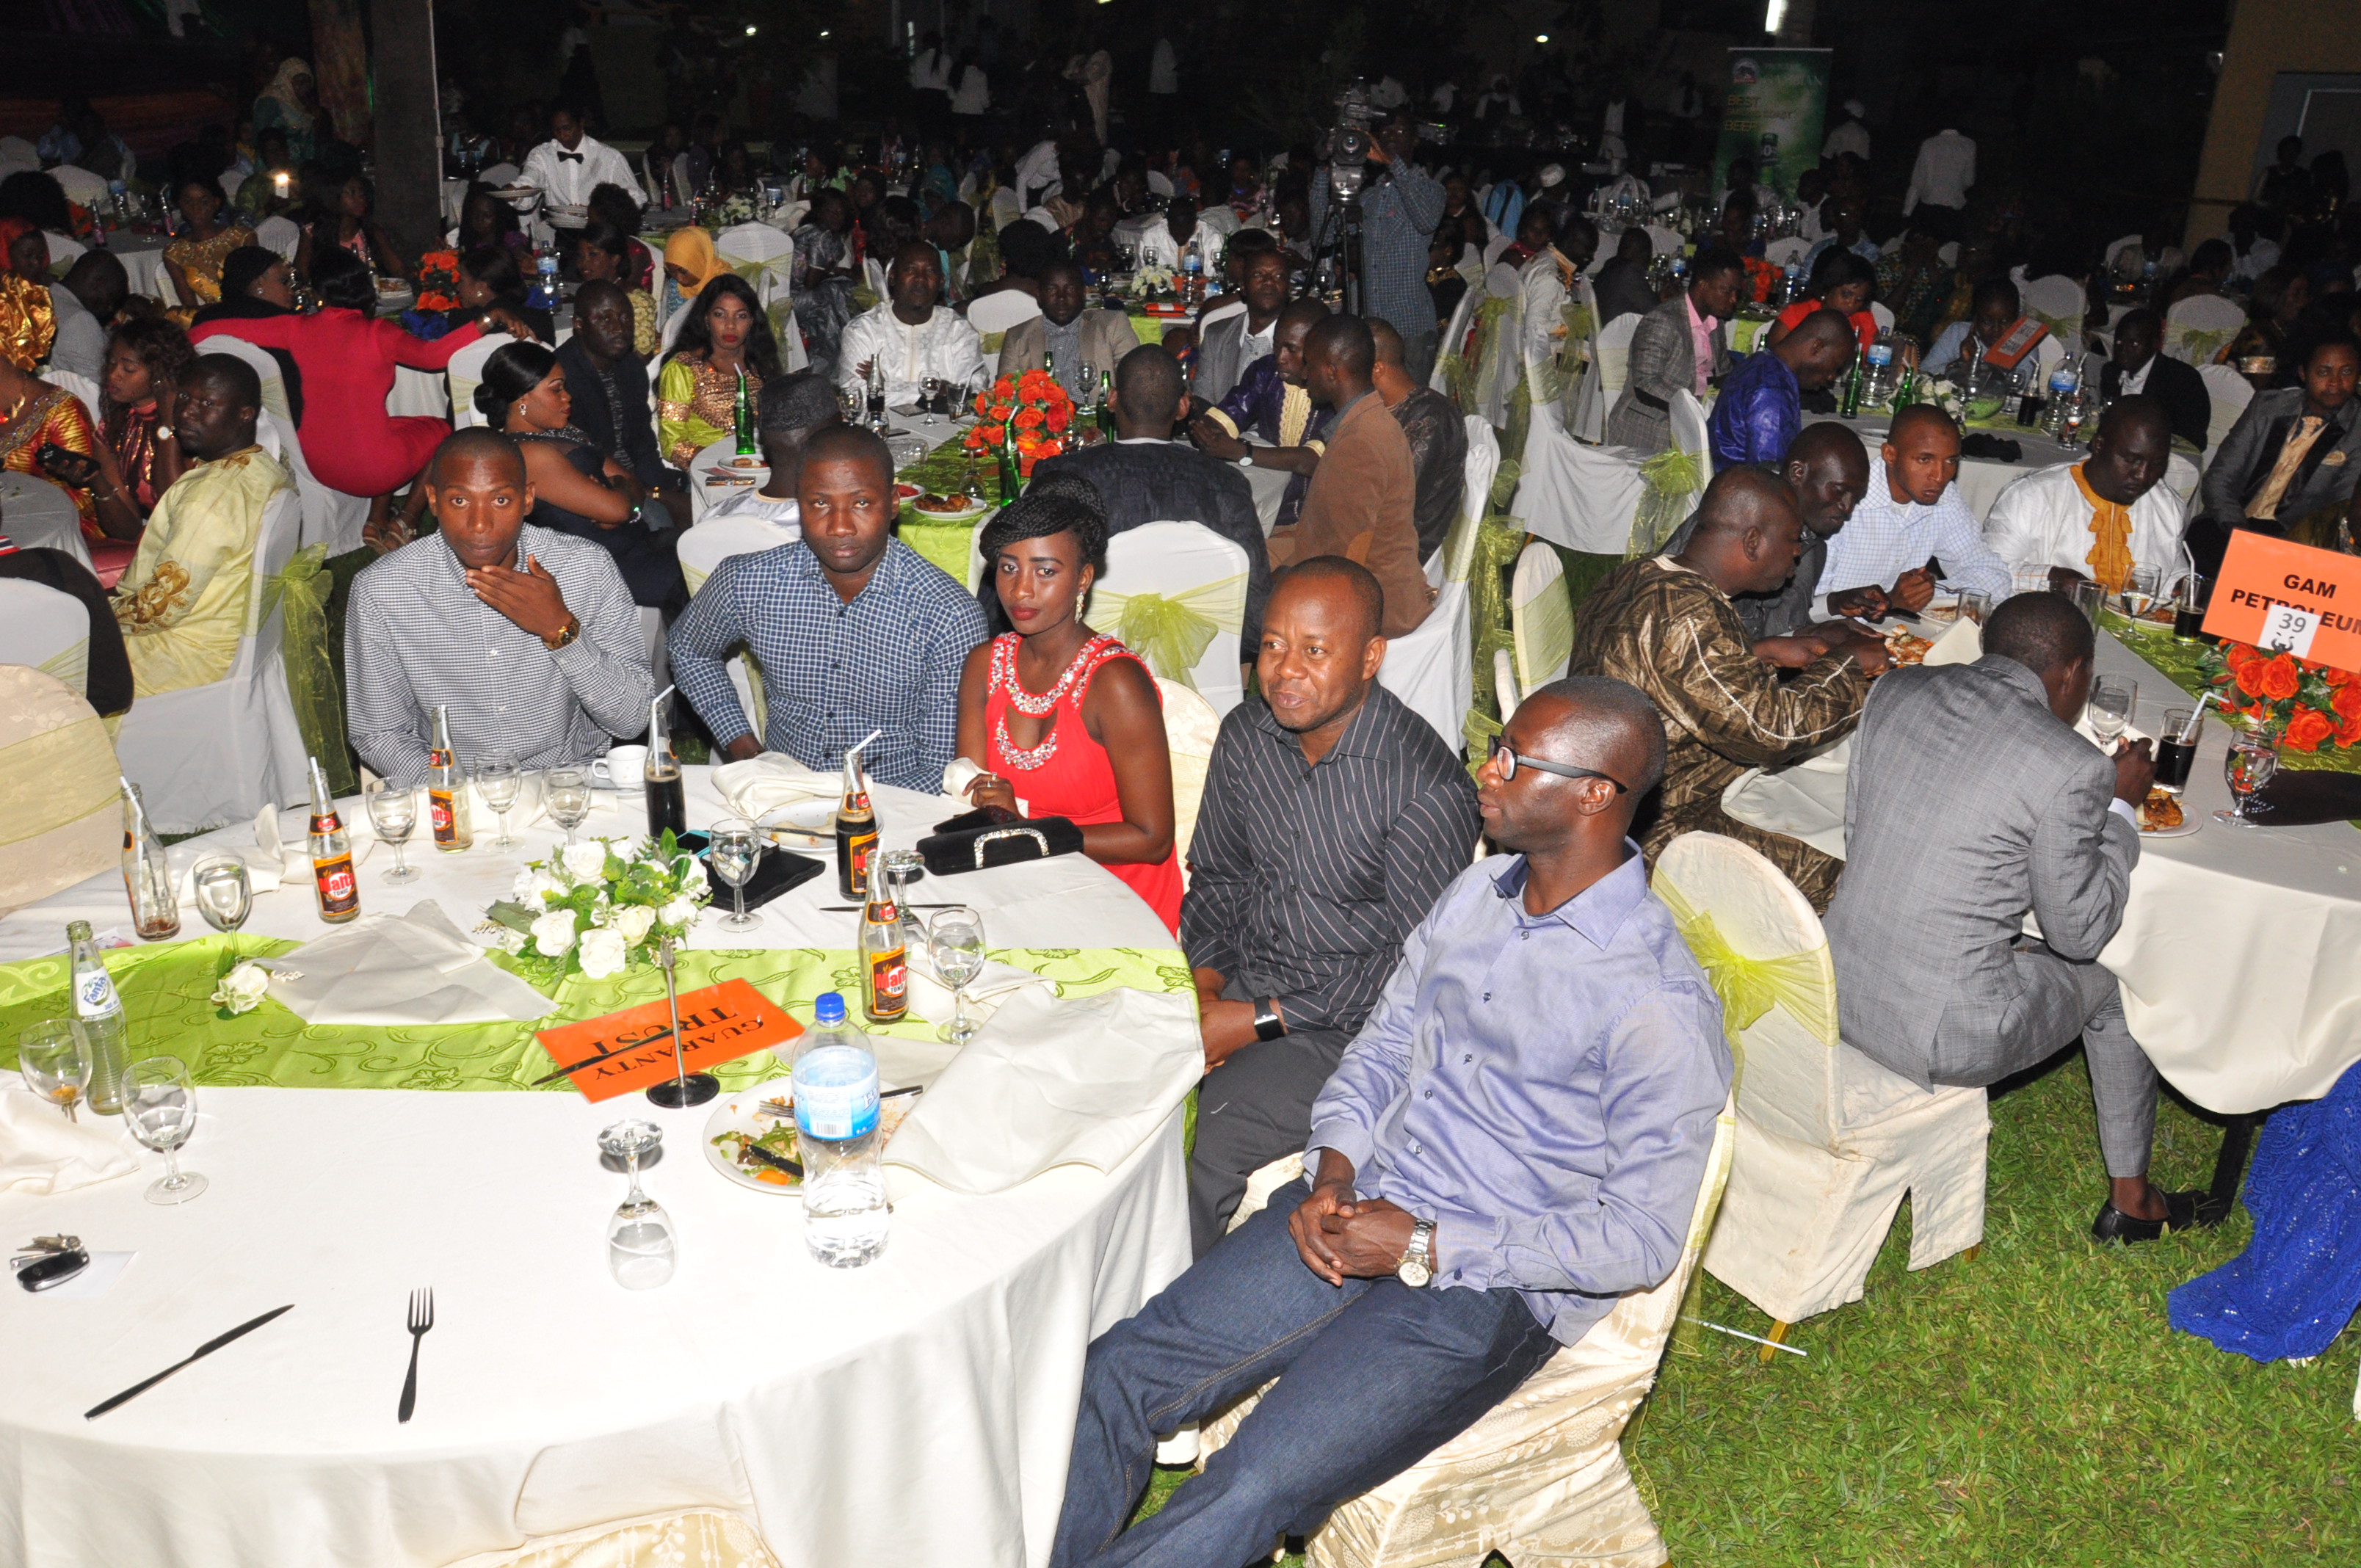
[918,805,1085,875]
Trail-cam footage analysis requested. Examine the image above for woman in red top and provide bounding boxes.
[956,476,1183,933]
[189,247,528,508]
[1767,248,1879,353]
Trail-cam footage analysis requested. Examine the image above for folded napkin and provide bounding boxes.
[0,1088,137,1194]
[2072,712,2150,753]
[1920,617,1982,667]
[942,758,1030,815]
[1721,738,1854,861]
[259,901,554,1026]
[882,985,1202,1194]
[904,943,1056,1028]
[713,753,842,822]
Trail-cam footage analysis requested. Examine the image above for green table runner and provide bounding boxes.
[0,940,1189,1092]
[895,432,1003,581]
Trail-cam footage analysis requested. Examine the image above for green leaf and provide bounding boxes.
[485,899,541,935]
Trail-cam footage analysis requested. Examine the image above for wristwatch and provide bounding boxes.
[1397,1219,1436,1288]
[1236,451,1255,468]
[153,424,175,443]
[1252,997,1287,1042]
[541,614,581,652]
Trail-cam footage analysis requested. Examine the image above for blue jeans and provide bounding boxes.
[1049,1180,1562,1568]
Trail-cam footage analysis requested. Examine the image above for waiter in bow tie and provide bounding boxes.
[518,105,641,258]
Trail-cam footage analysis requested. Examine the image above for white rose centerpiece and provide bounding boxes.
[485,830,712,979]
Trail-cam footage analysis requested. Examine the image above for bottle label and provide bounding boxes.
[315,854,359,915]
[74,966,122,1020]
[1866,346,1893,368]
[430,788,457,844]
[794,1045,881,1139]
[866,945,907,1019]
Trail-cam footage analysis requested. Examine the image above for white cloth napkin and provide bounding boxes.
[903,944,1056,1028]
[882,985,1202,1194]
[1920,617,1983,667]
[942,758,1030,815]
[712,754,842,821]
[0,1088,137,1194]
[1721,738,1854,861]
[258,901,554,1026]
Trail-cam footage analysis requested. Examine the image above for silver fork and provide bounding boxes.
[397,1287,434,1423]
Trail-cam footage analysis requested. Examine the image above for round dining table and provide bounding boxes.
[0,766,1192,1568]
[0,471,93,572]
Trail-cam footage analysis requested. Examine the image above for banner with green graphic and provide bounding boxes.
[1714,48,1832,203]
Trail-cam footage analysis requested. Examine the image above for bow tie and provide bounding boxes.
[557,150,584,163]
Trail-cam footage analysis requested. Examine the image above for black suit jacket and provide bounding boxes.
[0,548,131,717]
[1029,439,1272,661]
[2101,352,2213,452]
[1593,257,1661,327]
[556,336,667,490]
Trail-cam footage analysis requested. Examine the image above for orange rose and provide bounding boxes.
[2233,657,2271,698]
[1045,403,1071,432]
[2285,707,2335,752]
[2260,655,2302,702]
[1015,407,1045,431]
[2339,711,2361,747]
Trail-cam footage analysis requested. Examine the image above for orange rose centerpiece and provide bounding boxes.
[2202,639,2357,757]
[415,250,461,313]
[962,369,1078,490]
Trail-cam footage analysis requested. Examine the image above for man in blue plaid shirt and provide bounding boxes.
[1307,114,1446,383]
[667,425,987,792]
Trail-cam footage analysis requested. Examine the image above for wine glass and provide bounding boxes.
[2122,565,2161,620]
[708,817,761,931]
[599,1119,675,1289]
[477,755,523,850]
[189,856,252,956]
[121,1054,206,1205]
[545,766,592,847]
[880,849,926,949]
[2086,677,2136,748]
[366,780,420,885]
[2218,729,2279,825]
[929,906,987,1046]
[18,1020,84,1122]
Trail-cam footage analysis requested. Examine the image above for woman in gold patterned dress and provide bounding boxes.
[162,175,258,316]
[656,274,780,468]
[0,346,145,584]
[0,218,57,371]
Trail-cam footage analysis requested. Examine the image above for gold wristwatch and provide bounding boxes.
[1397,1219,1435,1288]
[542,614,581,651]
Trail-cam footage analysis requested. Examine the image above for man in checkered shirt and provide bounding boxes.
[1306,113,1447,384]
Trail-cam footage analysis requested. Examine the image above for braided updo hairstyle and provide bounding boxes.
[975,471,1111,636]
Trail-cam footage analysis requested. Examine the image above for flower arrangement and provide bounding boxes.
[414,250,461,313]
[1126,264,1178,302]
[483,831,712,979]
[962,369,1076,479]
[211,957,289,1017]
[2205,642,2361,753]
[700,192,761,233]
[1741,255,1782,305]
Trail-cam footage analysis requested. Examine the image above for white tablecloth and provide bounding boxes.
[0,471,92,571]
[0,766,1192,1568]
[108,239,173,307]
[1722,628,2361,1114]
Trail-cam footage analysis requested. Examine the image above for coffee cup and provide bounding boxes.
[592,745,648,790]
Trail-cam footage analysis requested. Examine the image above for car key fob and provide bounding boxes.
[12,1235,90,1292]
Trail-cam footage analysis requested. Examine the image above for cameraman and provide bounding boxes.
[1306,110,1446,382]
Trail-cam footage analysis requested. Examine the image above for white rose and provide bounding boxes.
[529,910,579,957]
[678,856,708,893]
[562,841,611,882]
[658,896,698,929]
[495,928,528,955]
[211,960,274,1014]
[576,926,628,979]
[512,867,563,902]
[613,904,656,944]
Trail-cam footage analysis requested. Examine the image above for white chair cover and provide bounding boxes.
[1429,289,1479,397]
[41,229,87,268]
[2020,274,2086,346]
[678,512,799,731]
[1764,235,1812,269]
[1492,646,1521,722]
[715,222,794,307]
[1518,398,1647,554]
[194,333,294,424]
[863,255,890,303]
[47,370,99,418]
[112,485,310,832]
[255,214,302,261]
[1509,540,1573,688]
[2198,363,2255,460]
[207,330,371,553]
[1375,418,1495,753]
[0,666,120,915]
[1156,678,1219,890]
[1655,832,1990,1329]
[1480,231,1515,269]
[0,578,91,701]
[1483,261,1521,300]
[2162,294,2245,367]
[965,288,1042,341]
[1645,224,1683,255]
[1867,299,1896,333]
[445,334,507,429]
[1092,522,1250,716]
[1668,388,1711,509]
[1592,309,1640,408]
[47,165,106,206]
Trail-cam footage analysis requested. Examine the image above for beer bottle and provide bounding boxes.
[427,704,474,852]
[645,689,688,841]
[1839,351,1864,419]
[834,751,879,900]
[306,756,360,923]
[857,884,908,1024]
[733,367,755,457]
[1096,369,1117,439]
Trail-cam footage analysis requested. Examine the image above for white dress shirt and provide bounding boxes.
[519,133,642,217]
[1015,139,1063,204]
[46,283,105,384]
[1136,217,1225,274]
[834,302,986,404]
[1813,455,2012,609]
[1903,131,1976,212]
[1981,462,2188,587]
[1149,38,1178,95]
[1821,120,1871,162]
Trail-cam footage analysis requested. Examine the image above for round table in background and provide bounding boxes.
[0,471,93,571]
[1831,415,2199,523]
[0,766,1190,1568]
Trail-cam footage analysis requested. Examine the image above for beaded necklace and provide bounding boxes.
[990,632,1117,771]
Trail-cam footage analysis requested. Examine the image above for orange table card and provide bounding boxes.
[2203,532,2361,673]
[536,979,803,1102]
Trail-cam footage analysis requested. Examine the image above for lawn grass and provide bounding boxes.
[1132,1051,2358,1565]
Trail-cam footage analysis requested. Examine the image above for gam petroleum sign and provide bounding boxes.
[2202,531,2361,675]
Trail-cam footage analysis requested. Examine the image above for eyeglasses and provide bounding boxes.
[1487,737,1628,791]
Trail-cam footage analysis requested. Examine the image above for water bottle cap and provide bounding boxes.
[815,992,847,1024]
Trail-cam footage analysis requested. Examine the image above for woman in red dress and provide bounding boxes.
[956,476,1183,933]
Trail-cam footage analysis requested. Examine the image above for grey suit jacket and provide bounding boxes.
[1824,656,2138,1088]
[2197,385,2361,529]
[1193,310,1259,404]
[1606,294,1727,454]
[998,308,1142,386]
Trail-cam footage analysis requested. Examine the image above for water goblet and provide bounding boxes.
[1956,589,1992,627]
[189,855,253,956]
[2086,676,2136,748]
[121,1054,206,1205]
[2067,578,2105,626]
[366,780,421,885]
[708,817,762,931]
[2218,729,2278,825]
[599,1119,676,1289]
[17,1020,85,1122]
[2122,565,2162,621]
[477,756,523,850]
[880,849,926,949]
[544,766,593,847]
[929,907,987,1046]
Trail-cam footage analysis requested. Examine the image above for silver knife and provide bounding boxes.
[84,1304,295,1419]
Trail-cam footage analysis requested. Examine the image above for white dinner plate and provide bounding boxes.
[2141,816,2202,840]
[760,799,837,840]
[703,1075,919,1194]
[905,498,987,523]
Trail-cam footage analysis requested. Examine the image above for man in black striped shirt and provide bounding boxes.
[1183,558,1481,1253]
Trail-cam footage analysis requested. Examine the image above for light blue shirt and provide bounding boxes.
[1814,454,2012,606]
[1305,850,1732,1348]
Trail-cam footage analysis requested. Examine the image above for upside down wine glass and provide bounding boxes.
[600,1119,676,1288]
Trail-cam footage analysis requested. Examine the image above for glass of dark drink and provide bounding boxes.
[2172,575,2208,644]
[2155,707,2202,794]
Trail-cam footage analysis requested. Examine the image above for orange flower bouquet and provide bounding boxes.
[962,369,1076,483]
[2205,642,2361,752]
[414,250,462,313]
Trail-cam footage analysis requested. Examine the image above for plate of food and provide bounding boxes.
[703,1075,921,1194]
[2137,786,2199,838]
[895,482,925,502]
[909,493,987,523]
[1883,628,1934,667]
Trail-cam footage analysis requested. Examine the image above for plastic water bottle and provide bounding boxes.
[536,247,559,307]
[106,180,128,228]
[1182,236,1203,307]
[67,920,128,1115]
[2039,363,2081,438]
[791,992,890,1267]
[1782,258,1804,307]
[1863,330,1896,404]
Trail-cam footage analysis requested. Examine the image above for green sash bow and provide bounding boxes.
[1096,574,1248,691]
[261,543,352,794]
[1655,879,1839,1059]
[1628,445,1705,558]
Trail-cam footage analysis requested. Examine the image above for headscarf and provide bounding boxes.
[258,59,316,131]
[663,226,730,296]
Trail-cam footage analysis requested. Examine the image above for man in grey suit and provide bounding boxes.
[998,261,1143,402]
[2186,330,2360,576]
[1825,592,2201,1243]
[1192,242,1291,405]
[1606,246,1745,455]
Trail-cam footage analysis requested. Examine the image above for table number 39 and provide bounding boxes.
[2257,603,2321,658]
